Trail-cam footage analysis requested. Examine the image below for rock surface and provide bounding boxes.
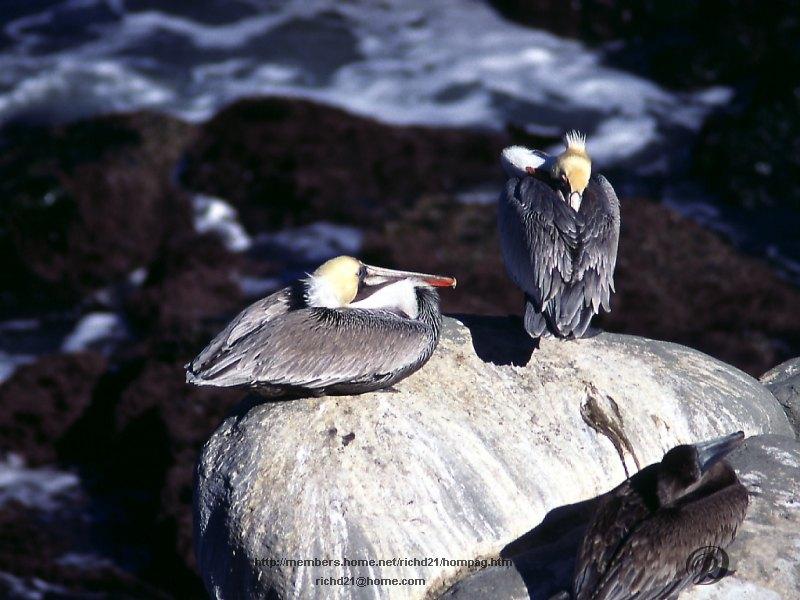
[0,113,196,311]
[441,434,800,600]
[0,352,106,466]
[761,357,800,439]
[194,316,791,600]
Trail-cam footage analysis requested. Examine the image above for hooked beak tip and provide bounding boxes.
[696,431,745,473]
[424,275,457,288]
[363,264,456,289]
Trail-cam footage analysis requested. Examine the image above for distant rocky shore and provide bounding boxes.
[2,97,800,598]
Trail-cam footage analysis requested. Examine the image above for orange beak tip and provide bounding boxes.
[426,276,457,288]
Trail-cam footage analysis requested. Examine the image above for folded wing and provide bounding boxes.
[575,175,621,314]
[498,176,581,311]
[189,308,434,392]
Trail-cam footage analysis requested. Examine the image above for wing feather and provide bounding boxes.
[191,307,433,391]
[498,176,580,311]
[575,175,621,314]
[577,477,748,600]
[188,287,294,375]
[574,477,652,599]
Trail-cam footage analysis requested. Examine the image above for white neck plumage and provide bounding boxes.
[500,146,551,178]
[305,275,421,319]
[304,274,345,308]
[349,279,420,319]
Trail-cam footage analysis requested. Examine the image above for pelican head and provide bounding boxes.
[551,130,591,211]
[305,256,456,314]
[656,431,745,505]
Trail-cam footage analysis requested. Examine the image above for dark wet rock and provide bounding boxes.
[0,112,196,312]
[0,352,107,466]
[695,88,800,211]
[56,356,242,596]
[362,194,512,317]
[364,194,800,377]
[0,318,242,598]
[0,484,168,599]
[489,1,800,90]
[761,357,800,439]
[439,433,800,599]
[598,198,800,376]
[124,229,244,351]
[180,97,506,232]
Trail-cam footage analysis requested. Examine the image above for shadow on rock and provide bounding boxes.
[452,314,538,366]
[504,498,597,599]
[441,497,599,599]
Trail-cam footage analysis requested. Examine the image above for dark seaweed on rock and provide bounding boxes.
[0,113,195,313]
[180,97,506,232]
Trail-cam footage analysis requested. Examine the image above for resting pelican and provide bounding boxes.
[186,256,456,396]
[498,131,620,339]
[566,432,748,600]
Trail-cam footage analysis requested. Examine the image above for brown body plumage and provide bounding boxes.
[571,432,748,600]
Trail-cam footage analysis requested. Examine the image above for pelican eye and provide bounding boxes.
[358,265,367,280]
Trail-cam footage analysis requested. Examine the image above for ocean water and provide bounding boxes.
[0,0,729,171]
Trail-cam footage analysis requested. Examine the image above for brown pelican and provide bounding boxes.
[186,256,456,396]
[498,131,620,339]
[568,432,748,600]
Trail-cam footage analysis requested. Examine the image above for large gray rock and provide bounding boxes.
[761,357,800,438]
[194,316,792,600]
[441,434,800,600]
[688,434,800,599]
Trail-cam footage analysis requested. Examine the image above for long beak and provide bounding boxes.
[695,431,745,473]
[363,264,457,288]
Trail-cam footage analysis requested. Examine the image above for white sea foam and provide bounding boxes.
[191,194,252,252]
[61,312,127,353]
[253,221,363,263]
[0,572,73,600]
[238,276,283,298]
[0,351,36,384]
[56,552,116,570]
[0,454,79,511]
[457,186,499,206]
[0,0,728,169]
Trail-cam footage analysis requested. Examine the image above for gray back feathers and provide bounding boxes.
[498,174,620,338]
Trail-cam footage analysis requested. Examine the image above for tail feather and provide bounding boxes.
[572,306,595,338]
[524,297,550,339]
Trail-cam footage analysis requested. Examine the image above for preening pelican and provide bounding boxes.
[186,256,456,396]
[498,131,620,339]
[568,432,748,600]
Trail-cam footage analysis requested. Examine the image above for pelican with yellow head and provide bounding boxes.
[498,131,621,339]
[186,256,456,396]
